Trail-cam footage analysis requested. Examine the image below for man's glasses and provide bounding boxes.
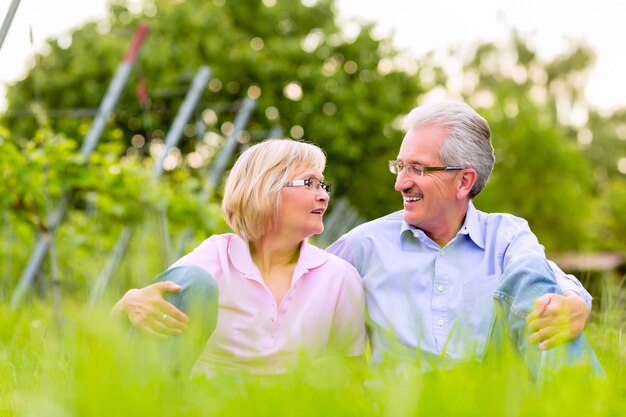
[388,160,464,177]
[283,177,332,193]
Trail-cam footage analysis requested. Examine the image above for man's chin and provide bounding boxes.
[402,213,420,228]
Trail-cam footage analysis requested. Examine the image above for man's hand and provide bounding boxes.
[112,281,189,338]
[526,291,589,349]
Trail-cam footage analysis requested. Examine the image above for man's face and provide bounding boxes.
[394,125,462,235]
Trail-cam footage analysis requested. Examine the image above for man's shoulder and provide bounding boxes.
[326,210,403,257]
[477,209,529,226]
[348,210,405,236]
[475,207,531,235]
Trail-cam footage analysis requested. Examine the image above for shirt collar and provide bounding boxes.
[398,201,485,249]
[227,234,328,282]
[459,201,485,249]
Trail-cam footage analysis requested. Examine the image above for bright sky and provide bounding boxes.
[1,0,625,112]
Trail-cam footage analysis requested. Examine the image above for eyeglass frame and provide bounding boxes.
[388,160,465,177]
[283,177,332,193]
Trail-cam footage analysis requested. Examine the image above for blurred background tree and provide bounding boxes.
[447,34,596,251]
[3,0,422,221]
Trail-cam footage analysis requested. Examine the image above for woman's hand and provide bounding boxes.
[526,291,589,349]
[112,281,190,338]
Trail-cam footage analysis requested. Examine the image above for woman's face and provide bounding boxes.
[277,168,330,241]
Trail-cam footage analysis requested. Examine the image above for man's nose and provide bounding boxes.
[394,169,413,191]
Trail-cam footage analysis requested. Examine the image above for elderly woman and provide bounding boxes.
[113,139,366,377]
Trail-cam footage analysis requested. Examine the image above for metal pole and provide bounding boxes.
[267,125,283,139]
[88,66,211,305]
[0,0,21,51]
[80,22,150,157]
[87,227,132,306]
[153,66,211,178]
[201,97,256,201]
[11,23,150,310]
[174,97,256,258]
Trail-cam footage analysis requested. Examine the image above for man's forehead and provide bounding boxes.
[398,140,440,160]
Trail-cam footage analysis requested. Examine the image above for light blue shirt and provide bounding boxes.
[326,201,591,366]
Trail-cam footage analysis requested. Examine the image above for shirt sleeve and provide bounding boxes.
[547,259,592,309]
[326,234,354,263]
[503,220,592,309]
[326,233,367,277]
[328,263,367,357]
[168,235,224,281]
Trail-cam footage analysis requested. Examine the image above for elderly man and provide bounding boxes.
[327,102,601,376]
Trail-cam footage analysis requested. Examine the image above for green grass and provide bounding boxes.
[1,287,625,417]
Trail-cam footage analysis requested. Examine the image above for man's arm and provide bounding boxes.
[505,224,592,348]
[547,259,592,307]
[112,281,189,338]
[525,259,591,349]
[526,290,589,349]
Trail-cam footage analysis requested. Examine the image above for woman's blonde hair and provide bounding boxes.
[221,138,326,241]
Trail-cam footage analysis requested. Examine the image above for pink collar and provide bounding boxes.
[227,234,329,285]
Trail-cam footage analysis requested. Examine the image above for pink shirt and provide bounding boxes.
[171,233,366,376]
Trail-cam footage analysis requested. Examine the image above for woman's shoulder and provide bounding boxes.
[193,233,242,252]
[176,233,237,263]
[198,232,237,245]
[302,242,362,282]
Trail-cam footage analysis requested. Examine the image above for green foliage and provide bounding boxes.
[590,179,626,251]
[4,1,624,255]
[453,34,596,251]
[477,103,594,251]
[1,280,625,417]
[0,125,212,230]
[0,122,225,297]
[3,0,422,220]
[585,109,626,181]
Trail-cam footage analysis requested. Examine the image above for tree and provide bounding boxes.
[2,0,422,221]
[443,34,596,251]
[585,109,626,251]
[4,1,624,255]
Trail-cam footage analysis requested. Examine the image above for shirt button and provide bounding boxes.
[438,319,444,326]
[437,285,444,292]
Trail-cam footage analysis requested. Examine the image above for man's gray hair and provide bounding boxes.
[404,102,495,198]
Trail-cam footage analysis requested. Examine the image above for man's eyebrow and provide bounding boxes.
[396,158,425,165]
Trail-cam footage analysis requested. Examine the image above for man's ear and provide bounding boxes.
[457,169,477,199]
